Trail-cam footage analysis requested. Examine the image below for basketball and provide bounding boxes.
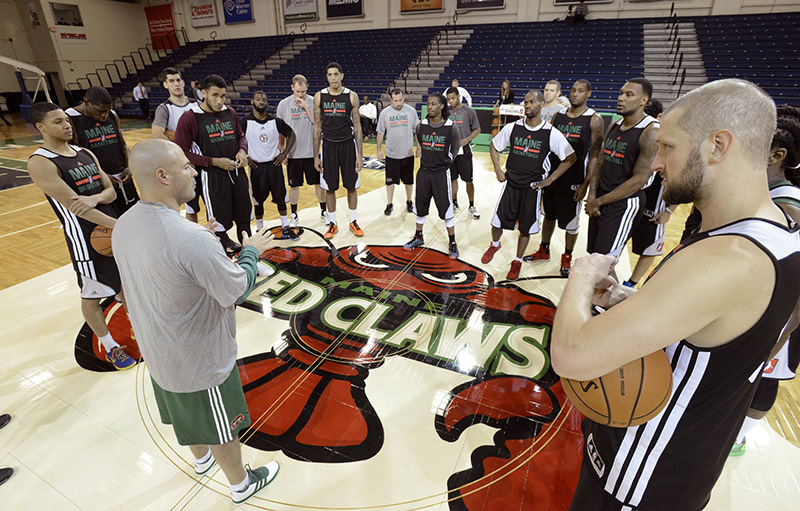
[561,350,673,428]
[165,129,175,141]
[90,226,114,257]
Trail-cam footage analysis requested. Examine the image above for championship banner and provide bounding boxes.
[285,0,318,22]
[223,0,254,24]
[457,0,505,9]
[326,0,363,19]
[401,0,444,14]
[144,4,178,50]
[190,0,219,28]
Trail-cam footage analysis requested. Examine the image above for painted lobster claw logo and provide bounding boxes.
[436,377,584,511]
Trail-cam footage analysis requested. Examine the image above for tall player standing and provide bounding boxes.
[66,86,137,217]
[27,102,136,370]
[277,74,328,226]
[585,78,659,262]
[445,87,481,218]
[525,79,604,276]
[313,62,363,239]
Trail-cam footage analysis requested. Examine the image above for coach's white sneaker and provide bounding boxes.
[231,462,280,505]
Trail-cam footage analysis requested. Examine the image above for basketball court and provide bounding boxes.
[1,120,799,510]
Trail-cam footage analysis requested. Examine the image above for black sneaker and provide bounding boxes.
[404,235,424,250]
[223,237,243,254]
[281,226,299,240]
[406,200,414,213]
[448,240,459,259]
[384,203,394,216]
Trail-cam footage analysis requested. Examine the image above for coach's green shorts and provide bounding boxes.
[151,367,251,446]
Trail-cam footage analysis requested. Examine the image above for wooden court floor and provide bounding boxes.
[1,114,798,454]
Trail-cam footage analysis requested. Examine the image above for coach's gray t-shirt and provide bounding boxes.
[541,104,567,124]
[112,202,247,393]
[377,104,419,159]
[277,94,315,159]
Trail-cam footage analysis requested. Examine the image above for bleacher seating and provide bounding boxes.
[694,13,800,106]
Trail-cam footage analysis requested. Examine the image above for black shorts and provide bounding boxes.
[750,378,780,413]
[287,158,320,187]
[450,151,474,182]
[250,161,288,206]
[200,167,253,230]
[415,168,453,220]
[587,191,644,258]
[320,138,358,192]
[569,461,632,511]
[491,183,542,234]
[109,179,139,217]
[185,174,204,215]
[543,188,582,234]
[385,156,415,186]
[631,182,666,256]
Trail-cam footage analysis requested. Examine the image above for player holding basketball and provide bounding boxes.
[553,80,800,511]
[174,74,251,254]
[484,90,576,281]
[26,102,136,370]
[403,93,461,259]
[113,139,279,505]
[66,86,137,217]
[277,74,328,226]
[313,62,363,239]
[242,91,297,240]
[151,67,196,143]
[584,78,659,263]
[525,79,605,276]
[377,88,419,216]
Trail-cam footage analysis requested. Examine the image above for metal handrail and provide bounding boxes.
[413,54,422,81]
[670,36,681,57]
[672,55,684,84]
[87,72,101,88]
[401,68,409,94]
[675,68,687,95]
[107,62,122,82]
[671,48,682,70]
[76,77,91,89]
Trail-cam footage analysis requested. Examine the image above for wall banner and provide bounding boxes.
[223,0,254,24]
[400,0,444,14]
[285,0,318,22]
[190,0,219,28]
[326,0,363,19]
[144,4,178,50]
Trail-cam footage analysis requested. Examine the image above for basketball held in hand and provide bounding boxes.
[561,350,673,428]
[90,226,114,257]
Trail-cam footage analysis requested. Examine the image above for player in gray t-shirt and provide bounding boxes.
[446,87,481,219]
[542,79,568,123]
[276,74,327,225]
[113,139,279,505]
[377,89,419,215]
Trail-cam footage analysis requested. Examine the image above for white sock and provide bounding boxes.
[256,218,263,230]
[491,240,500,247]
[515,257,523,262]
[736,416,760,444]
[350,209,357,223]
[329,211,337,224]
[195,448,212,464]
[98,333,118,351]
[280,215,288,227]
[231,472,250,492]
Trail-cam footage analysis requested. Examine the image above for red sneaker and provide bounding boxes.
[324,223,338,239]
[522,245,550,263]
[349,221,364,237]
[560,253,572,276]
[506,260,522,280]
[481,243,501,264]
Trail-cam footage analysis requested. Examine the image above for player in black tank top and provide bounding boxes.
[67,86,138,217]
[26,102,136,371]
[529,79,605,276]
[585,78,659,261]
[313,62,364,240]
[552,79,800,511]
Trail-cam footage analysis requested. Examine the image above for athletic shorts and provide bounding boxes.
[73,242,122,299]
[185,174,204,215]
[109,178,139,217]
[151,366,251,446]
[750,378,779,413]
[250,161,288,213]
[200,167,253,231]
[491,183,542,235]
[450,152,474,182]
[569,461,633,511]
[415,168,453,220]
[543,188,582,234]
[287,158,320,187]
[631,182,666,256]
[385,156,415,186]
[587,191,644,258]
[320,138,359,192]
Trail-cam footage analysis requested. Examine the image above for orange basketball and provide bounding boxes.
[561,350,673,428]
[165,129,176,141]
[90,225,114,257]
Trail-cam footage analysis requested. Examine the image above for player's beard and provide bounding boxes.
[662,144,706,205]
[254,105,267,114]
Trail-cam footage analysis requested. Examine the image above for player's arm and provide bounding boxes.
[462,109,481,147]
[375,131,385,161]
[489,125,511,182]
[585,122,614,217]
[150,104,170,140]
[230,110,249,168]
[274,119,295,166]
[28,155,118,228]
[575,112,606,202]
[552,235,775,380]
[352,91,363,172]
[313,91,323,172]
[534,152,576,190]
[111,110,131,170]
[592,123,659,207]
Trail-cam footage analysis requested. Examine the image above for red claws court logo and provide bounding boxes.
[236,244,583,509]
